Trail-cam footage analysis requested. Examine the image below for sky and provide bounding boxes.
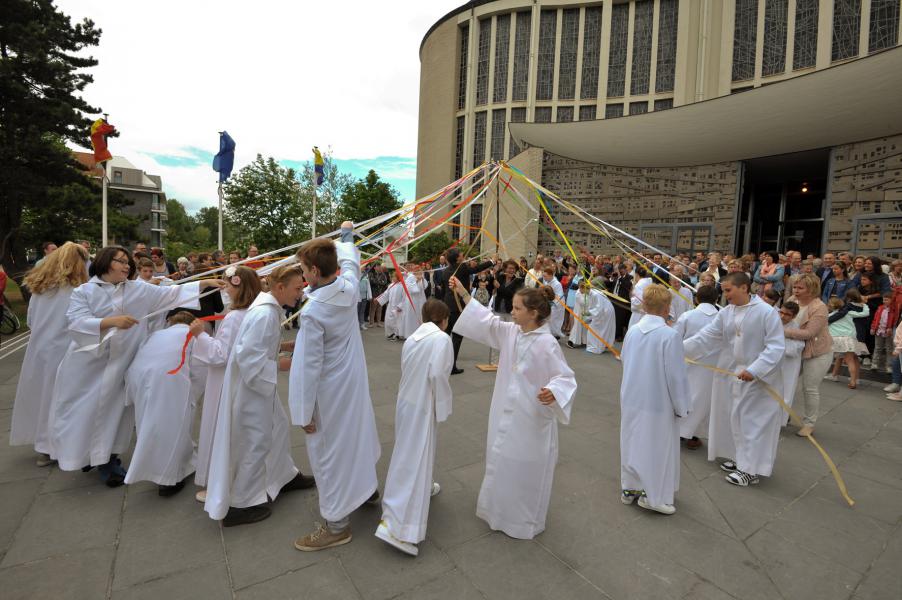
[58,0,464,212]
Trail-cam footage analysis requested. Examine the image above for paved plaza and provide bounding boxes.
[0,328,901,600]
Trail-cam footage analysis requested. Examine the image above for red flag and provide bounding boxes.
[90,118,116,164]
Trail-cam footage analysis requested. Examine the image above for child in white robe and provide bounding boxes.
[376,299,454,556]
[384,276,405,340]
[566,282,592,348]
[541,265,565,339]
[778,301,805,426]
[674,284,720,449]
[620,285,691,514]
[585,286,616,355]
[398,268,425,339]
[124,311,198,495]
[450,276,577,539]
[684,272,785,488]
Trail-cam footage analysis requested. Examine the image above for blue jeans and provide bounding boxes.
[892,353,901,385]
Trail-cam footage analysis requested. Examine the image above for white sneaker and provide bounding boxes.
[638,495,676,515]
[883,383,900,393]
[431,482,441,497]
[823,374,839,381]
[375,521,418,556]
[621,490,641,505]
[195,489,207,503]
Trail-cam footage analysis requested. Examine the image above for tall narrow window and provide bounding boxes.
[558,9,579,100]
[655,0,679,92]
[454,116,465,179]
[534,107,552,123]
[493,14,511,102]
[536,10,557,101]
[605,104,623,119]
[607,3,629,96]
[762,0,788,76]
[557,106,574,122]
[869,0,900,53]
[831,0,861,62]
[581,6,602,99]
[512,11,531,101]
[458,25,469,110]
[509,107,527,156]
[630,0,654,95]
[472,111,487,167]
[579,105,597,120]
[732,0,758,81]
[468,204,483,246]
[475,19,491,105]
[793,0,819,70]
[490,109,506,160]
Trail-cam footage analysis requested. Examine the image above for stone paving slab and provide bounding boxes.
[0,327,901,599]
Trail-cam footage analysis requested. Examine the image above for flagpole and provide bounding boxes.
[312,178,317,239]
[217,182,224,251]
[102,160,109,247]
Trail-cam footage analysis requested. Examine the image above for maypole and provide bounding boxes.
[89,114,116,246]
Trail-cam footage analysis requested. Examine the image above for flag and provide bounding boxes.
[90,118,115,164]
[213,131,236,182]
[313,146,324,185]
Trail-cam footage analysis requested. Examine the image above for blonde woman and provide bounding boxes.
[10,242,89,466]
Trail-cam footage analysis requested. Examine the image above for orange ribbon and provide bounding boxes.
[167,315,226,375]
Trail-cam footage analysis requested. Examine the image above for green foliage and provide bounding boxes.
[408,231,453,264]
[0,0,104,280]
[339,170,402,226]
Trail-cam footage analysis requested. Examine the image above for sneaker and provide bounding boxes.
[36,453,56,467]
[886,392,902,402]
[824,374,839,382]
[637,495,676,515]
[566,341,575,349]
[719,460,738,473]
[365,490,381,506]
[295,522,352,552]
[883,383,900,393]
[223,504,272,527]
[725,470,760,487]
[431,482,441,497]
[195,489,207,503]
[387,334,397,341]
[374,521,418,556]
[621,489,642,505]
[281,471,316,492]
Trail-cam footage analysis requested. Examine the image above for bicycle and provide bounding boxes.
[0,295,20,335]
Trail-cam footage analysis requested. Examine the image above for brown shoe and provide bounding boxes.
[686,437,703,450]
[294,523,352,552]
[796,425,814,437]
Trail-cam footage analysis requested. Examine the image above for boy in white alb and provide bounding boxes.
[778,301,804,425]
[376,299,454,556]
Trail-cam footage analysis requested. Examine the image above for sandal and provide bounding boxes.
[848,382,857,389]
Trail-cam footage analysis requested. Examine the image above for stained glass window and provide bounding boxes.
[534,107,552,123]
[476,19,491,105]
[493,14,511,103]
[557,106,574,122]
[793,0,819,70]
[458,25,469,110]
[454,116,465,178]
[490,109,506,160]
[733,0,758,81]
[831,0,861,62]
[579,105,597,121]
[473,111,487,167]
[512,11,531,101]
[581,6,602,99]
[558,9,579,100]
[868,0,900,53]
[655,0,679,93]
[536,10,557,101]
[630,0,654,95]
[509,107,527,156]
[629,101,649,115]
[654,98,674,111]
[762,0,788,76]
[605,104,623,119]
[607,3,629,96]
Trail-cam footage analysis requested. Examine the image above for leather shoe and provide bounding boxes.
[451,367,464,375]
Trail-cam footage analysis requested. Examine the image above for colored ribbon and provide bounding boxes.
[168,315,226,375]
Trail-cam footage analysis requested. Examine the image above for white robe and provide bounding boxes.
[288,241,380,522]
[620,315,691,507]
[568,291,591,347]
[543,277,565,338]
[398,274,425,339]
[124,324,196,486]
[669,286,694,322]
[10,286,74,454]
[628,277,653,329]
[781,331,805,426]
[192,308,248,487]
[674,303,720,439]
[383,282,404,338]
[586,289,616,355]
[381,322,454,543]
[453,299,577,539]
[684,296,786,477]
[204,293,298,520]
[48,277,201,470]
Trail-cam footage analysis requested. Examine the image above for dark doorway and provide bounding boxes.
[737,149,830,256]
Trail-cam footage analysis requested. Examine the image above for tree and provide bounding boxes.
[195,205,237,250]
[0,0,103,281]
[298,154,354,236]
[408,231,453,264]
[165,199,194,244]
[339,170,402,226]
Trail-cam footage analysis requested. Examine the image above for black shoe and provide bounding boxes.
[566,341,575,349]
[99,456,126,488]
[282,471,316,492]
[365,490,381,506]
[451,367,464,375]
[223,504,272,527]
[158,480,186,497]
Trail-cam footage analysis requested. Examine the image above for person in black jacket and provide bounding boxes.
[442,248,496,374]
[493,260,524,317]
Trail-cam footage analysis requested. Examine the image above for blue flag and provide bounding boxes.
[213,131,236,182]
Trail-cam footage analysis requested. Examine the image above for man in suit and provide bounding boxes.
[441,248,496,374]
[816,252,836,287]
